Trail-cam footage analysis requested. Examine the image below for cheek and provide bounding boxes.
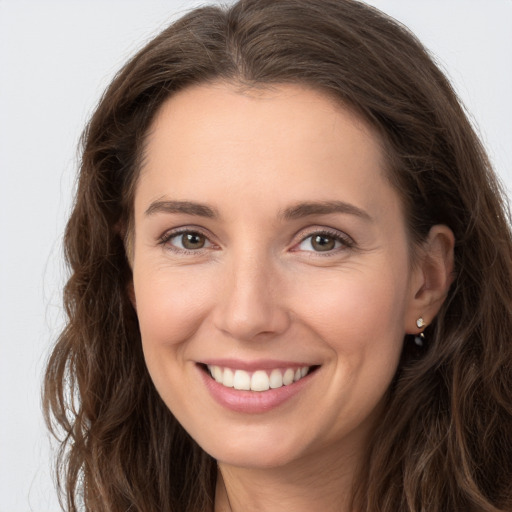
[133,268,217,413]
[134,267,213,352]
[304,270,408,410]
[290,267,409,350]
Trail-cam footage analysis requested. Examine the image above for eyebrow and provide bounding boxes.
[144,199,372,222]
[145,200,218,218]
[280,200,372,222]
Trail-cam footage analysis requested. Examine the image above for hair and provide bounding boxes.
[43,0,512,511]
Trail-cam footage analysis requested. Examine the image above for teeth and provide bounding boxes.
[233,369,251,390]
[207,365,310,392]
[283,368,294,386]
[251,370,270,392]
[269,369,283,389]
[223,368,234,387]
[212,365,223,383]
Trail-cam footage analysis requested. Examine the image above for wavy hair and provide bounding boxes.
[43,0,512,510]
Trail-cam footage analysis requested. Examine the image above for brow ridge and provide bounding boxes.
[280,200,372,221]
[145,200,218,218]
[144,199,371,222]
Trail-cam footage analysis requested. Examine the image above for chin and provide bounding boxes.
[196,427,309,470]
[213,447,300,470]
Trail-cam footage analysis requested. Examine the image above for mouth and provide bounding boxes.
[202,364,319,392]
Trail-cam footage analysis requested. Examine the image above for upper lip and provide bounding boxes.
[198,358,318,371]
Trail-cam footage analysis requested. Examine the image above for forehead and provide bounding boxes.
[143,82,381,157]
[135,82,398,225]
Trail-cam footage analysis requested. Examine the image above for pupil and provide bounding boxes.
[312,235,335,251]
[182,233,205,249]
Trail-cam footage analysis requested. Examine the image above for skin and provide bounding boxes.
[130,82,454,511]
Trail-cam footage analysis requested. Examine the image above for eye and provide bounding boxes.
[296,231,353,253]
[161,230,213,252]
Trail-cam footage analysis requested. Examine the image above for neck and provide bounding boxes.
[214,441,362,512]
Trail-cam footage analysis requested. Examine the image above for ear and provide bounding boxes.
[405,225,455,334]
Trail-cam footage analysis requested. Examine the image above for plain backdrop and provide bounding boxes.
[0,1,511,511]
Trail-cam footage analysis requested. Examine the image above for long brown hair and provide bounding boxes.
[43,1,512,510]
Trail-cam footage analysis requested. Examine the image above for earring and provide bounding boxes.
[414,332,425,347]
[414,317,426,347]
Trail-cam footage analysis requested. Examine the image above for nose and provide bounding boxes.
[212,252,291,342]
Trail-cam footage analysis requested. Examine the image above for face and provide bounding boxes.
[131,82,422,470]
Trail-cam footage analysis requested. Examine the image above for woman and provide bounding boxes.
[43,0,512,511]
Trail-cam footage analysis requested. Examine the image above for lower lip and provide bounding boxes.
[198,366,316,414]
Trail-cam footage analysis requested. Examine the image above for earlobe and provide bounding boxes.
[406,225,455,333]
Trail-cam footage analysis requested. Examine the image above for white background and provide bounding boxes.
[0,1,511,511]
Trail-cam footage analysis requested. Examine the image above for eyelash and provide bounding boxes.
[158,227,355,256]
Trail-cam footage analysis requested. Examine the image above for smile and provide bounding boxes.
[206,365,311,392]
